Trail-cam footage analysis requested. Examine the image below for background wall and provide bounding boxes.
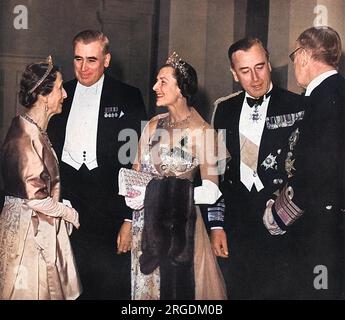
[1,0,345,145]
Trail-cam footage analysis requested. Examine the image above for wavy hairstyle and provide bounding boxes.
[163,61,198,107]
[19,62,59,109]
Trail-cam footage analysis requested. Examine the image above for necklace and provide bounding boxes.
[21,113,53,147]
[164,113,192,128]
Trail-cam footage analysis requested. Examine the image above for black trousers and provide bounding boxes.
[72,238,131,300]
[61,163,131,300]
[221,185,299,299]
[221,184,345,299]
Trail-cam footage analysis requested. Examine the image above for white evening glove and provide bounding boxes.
[63,199,77,234]
[25,197,80,229]
[125,186,146,211]
[194,179,222,205]
[263,199,286,235]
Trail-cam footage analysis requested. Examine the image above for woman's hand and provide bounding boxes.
[62,207,80,229]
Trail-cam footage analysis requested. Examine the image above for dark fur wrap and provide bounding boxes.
[139,176,196,299]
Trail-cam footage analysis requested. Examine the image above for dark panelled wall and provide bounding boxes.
[232,0,270,92]
[245,0,270,47]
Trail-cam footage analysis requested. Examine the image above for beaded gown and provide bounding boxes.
[131,107,228,300]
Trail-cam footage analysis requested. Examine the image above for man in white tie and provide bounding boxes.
[48,29,147,299]
[212,37,304,299]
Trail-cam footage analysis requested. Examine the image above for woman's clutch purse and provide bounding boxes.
[118,168,153,198]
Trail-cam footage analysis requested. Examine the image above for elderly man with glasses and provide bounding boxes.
[264,26,345,299]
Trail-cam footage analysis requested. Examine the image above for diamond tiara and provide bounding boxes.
[166,51,188,78]
[28,55,54,94]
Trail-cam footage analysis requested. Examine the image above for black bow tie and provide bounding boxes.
[246,90,272,108]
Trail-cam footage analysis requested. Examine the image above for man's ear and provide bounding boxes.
[104,53,111,68]
[301,49,311,67]
[268,61,272,72]
[230,68,239,82]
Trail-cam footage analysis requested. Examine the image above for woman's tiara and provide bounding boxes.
[166,52,188,78]
[28,55,54,94]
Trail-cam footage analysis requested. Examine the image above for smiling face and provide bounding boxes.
[230,43,272,98]
[73,40,111,87]
[47,72,67,115]
[152,66,183,107]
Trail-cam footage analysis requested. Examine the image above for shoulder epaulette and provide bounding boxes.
[213,90,243,108]
[211,91,243,125]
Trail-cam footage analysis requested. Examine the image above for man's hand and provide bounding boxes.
[210,229,229,258]
[117,220,132,254]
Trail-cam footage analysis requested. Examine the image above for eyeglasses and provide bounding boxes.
[289,47,303,62]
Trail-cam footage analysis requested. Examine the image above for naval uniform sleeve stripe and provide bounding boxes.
[281,192,300,218]
[275,186,304,226]
[207,198,225,222]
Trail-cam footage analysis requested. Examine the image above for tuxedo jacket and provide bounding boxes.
[48,74,147,240]
[214,85,304,207]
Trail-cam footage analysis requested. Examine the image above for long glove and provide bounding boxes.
[25,197,80,229]
[194,179,222,205]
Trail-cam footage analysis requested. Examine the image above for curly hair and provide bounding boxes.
[19,62,59,108]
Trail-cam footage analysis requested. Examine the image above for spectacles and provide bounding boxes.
[289,47,303,62]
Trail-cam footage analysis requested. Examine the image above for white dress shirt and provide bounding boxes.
[239,85,272,191]
[305,69,338,96]
[62,75,104,170]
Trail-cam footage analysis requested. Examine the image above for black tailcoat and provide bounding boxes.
[48,74,147,299]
